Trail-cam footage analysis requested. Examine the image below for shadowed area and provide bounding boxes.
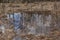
[0,0,60,3]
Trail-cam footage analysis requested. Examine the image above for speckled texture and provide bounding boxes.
[0,1,60,40]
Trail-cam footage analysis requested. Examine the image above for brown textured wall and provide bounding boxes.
[0,2,60,13]
[0,2,60,40]
[0,2,57,13]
